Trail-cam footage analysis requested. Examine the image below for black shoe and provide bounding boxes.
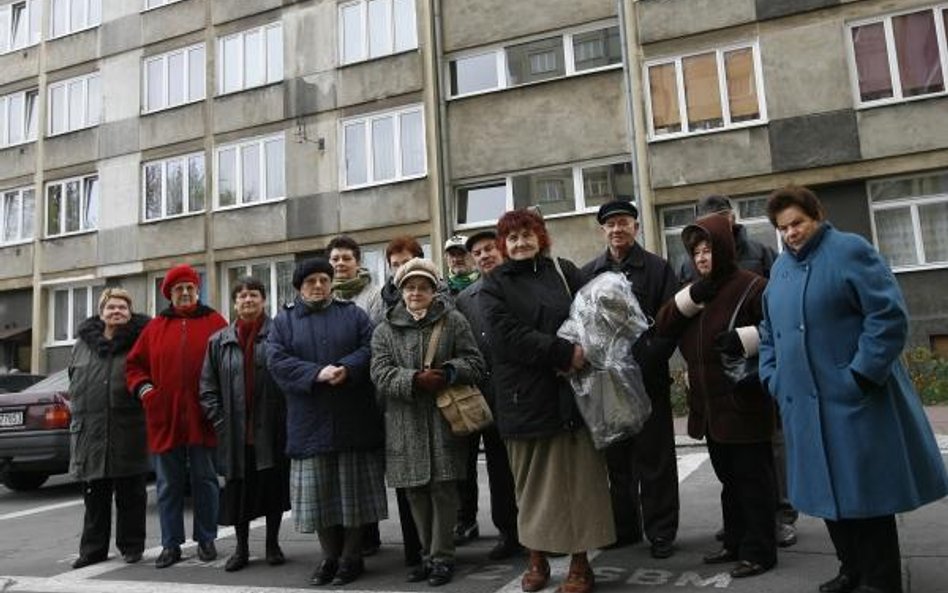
[225,551,249,572]
[819,573,858,593]
[332,558,365,586]
[310,558,339,586]
[714,527,725,542]
[730,560,771,578]
[72,554,107,569]
[122,550,143,564]
[407,562,431,582]
[777,523,798,548]
[650,538,674,559]
[488,535,524,560]
[428,562,454,587]
[155,546,182,569]
[453,520,479,546]
[266,544,285,566]
[197,540,217,562]
[703,548,738,564]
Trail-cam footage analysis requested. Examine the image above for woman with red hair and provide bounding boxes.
[480,209,615,593]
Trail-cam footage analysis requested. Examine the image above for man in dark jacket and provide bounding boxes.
[581,200,680,559]
[453,230,521,560]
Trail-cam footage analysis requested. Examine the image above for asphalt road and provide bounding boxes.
[1,445,947,593]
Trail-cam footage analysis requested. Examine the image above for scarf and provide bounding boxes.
[447,270,479,294]
[236,315,264,445]
[302,297,333,313]
[332,269,372,300]
[408,307,428,321]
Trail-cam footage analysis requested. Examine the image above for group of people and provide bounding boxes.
[65,185,947,593]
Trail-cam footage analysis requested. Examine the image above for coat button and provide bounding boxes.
[799,325,804,331]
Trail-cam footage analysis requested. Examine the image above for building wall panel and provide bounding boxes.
[648,126,772,188]
[140,103,206,149]
[137,215,205,261]
[0,244,33,280]
[858,100,948,161]
[142,0,206,46]
[769,109,860,172]
[637,0,756,44]
[40,234,98,274]
[46,29,98,73]
[212,84,286,135]
[212,203,287,249]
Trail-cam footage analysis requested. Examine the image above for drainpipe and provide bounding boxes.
[423,0,449,269]
[30,0,49,373]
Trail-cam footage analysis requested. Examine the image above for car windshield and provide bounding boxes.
[20,369,69,393]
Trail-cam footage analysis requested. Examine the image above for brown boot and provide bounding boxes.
[557,553,594,593]
[521,550,550,592]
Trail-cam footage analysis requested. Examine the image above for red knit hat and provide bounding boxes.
[161,264,200,299]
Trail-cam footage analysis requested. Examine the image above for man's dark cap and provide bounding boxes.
[465,229,497,252]
[596,200,639,224]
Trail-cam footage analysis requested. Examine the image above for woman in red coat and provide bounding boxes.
[126,264,227,568]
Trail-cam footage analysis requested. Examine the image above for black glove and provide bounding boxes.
[851,370,878,393]
[413,369,447,393]
[689,278,717,304]
[713,330,745,356]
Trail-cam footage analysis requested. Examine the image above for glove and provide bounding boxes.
[413,369,448,393]
[851,370,878,393]
[689,278,717,304]
[713,330,745,356]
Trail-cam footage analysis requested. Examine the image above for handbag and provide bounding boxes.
[720,276,761,387]
[424,318,494,436]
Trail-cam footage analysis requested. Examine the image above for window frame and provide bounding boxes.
[0,88,39,148]
[48,0,101,40]
[453,157,634,229]
[44,173,98,238]
[46,72,100,137]
[446,19,624,100]
[220,256,296,319]
[337,0,419,66]
[141,43,206,114]
[0,185,35,246]
[46,283,100,346]
[339,104,427,190]
[141,0,186,12]
[0,0,40,54]
[216,22,284,96]
[868,171,948,272]
[140,151,206,223]
[845,5,948,109]
[643,40,768,142]
[213,133,286,210]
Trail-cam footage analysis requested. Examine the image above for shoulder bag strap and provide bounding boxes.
[727,276,761,331]
[552,257,572,298]
[423,317,446,370]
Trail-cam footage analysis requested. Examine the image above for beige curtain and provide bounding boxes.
[683,53,722,129]
[725,48,759,121]
[648,63,680,132]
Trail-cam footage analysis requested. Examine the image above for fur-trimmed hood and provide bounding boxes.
[77,313,150,358]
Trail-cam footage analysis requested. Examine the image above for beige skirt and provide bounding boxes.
[506,428,616,553]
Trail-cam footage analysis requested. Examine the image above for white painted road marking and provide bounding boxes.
[0,485,157,522]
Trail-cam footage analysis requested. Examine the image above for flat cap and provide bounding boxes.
[596,200,639,224]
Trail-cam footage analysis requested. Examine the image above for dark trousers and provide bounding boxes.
[456,425,518,536]
[363,488,422,564]
[771,417,798,524]
[605,385,679,543]
[706,437,777,567]
[825,515,902,593]
[79,474,147,559]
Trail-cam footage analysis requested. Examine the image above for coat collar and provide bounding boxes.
[77,313,150,357]
[787,222,832,262]
[590,242,646,275]
[385,294,452,328]
[159,303,217,319]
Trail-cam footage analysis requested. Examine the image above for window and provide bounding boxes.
[143,44,205,113]
[47,73,100,136]
[455,160,633,227]
[869,170,948,270]
[49,0,101,39]
[341,105,425,189]
[48,284,100,344]
[338,0,417,65]
[848,7,948,107]
[1,186,34,245]
[222,258,295,318]
[142,153,205,221]
[660,196,779,273]
[217,23,283,95]
[45,174,98,237]
[645,42,765,140]
[0,89,38,148]
[142,0,185,10]
[216,135,285,208]
[0,0,40,53]
[448,24,622,97]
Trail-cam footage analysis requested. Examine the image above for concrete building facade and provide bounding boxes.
[1,0,945,372]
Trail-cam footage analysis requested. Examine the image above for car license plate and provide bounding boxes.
[0,411,24,428]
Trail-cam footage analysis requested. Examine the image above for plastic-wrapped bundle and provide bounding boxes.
[558,271,652,449]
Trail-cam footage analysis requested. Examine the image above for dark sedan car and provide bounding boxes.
[0,370,70,491]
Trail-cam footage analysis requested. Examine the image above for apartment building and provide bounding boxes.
[1,0,946,372]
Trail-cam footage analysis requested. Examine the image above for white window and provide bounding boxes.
[142,153,205,221]
[447,23,622,98]
[644,42,766,140]
[47,73,100,136]
[338,0,417,65]
[341,105,426,189]
[1,186,35,245]
[217,23,283,95]
[870,170,948,270]
[48,284,100,345]
[0,88,38,148]
[222,258,296,318]
[142,44,205,113]
[45,174,98,237]
[455,160,633,227]
[48,0,101,39]
[848,6,948,107]
[142,0,185,11]
[0,0,40,54]
[215,134,285,208]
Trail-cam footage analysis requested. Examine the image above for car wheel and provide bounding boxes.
[1,472,50,491]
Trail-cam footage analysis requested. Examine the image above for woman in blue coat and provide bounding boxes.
[759,185,948,593]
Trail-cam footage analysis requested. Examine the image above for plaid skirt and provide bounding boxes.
[290,450,389,532]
